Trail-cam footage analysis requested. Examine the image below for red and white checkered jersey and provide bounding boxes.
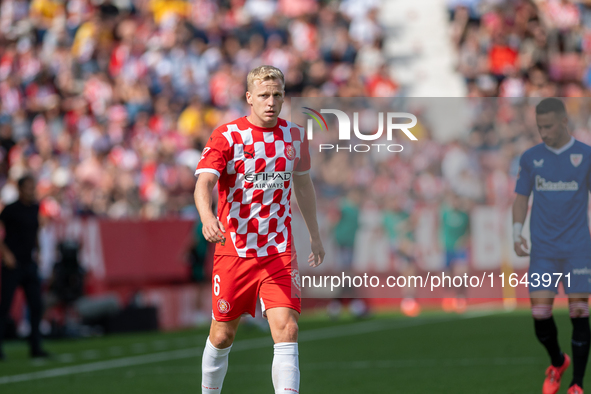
[195,116,311,258]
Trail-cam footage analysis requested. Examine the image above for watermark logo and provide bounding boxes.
[302,107,328,133]
[302,108,418,153]
[291,269,301,291]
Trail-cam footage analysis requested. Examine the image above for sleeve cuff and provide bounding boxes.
[194,168,221,177]
[293,170,310,176]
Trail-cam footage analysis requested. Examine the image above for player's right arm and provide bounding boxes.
[194,173,226,243]
[512,194,530,256]
[193,128,232,244]
[513,153,533,257]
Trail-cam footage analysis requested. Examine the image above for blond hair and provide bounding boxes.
[247,65,285,92]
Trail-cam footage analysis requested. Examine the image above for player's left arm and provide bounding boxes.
[292,172,325,268]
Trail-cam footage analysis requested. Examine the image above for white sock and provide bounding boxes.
[272,342,300,394]
[202,337,232,393]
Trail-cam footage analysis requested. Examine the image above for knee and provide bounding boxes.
[569,301,590,318]
[209,326,236,349]
[532,304,553,320]
[277,320,299,342]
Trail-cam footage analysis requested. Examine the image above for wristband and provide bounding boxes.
[512,222,523,243]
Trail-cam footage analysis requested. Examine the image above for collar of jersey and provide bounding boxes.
[544,136,574,155]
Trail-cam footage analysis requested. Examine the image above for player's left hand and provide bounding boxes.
[308,237,325,268]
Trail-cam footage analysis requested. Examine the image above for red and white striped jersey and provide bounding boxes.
[195,116,311,257]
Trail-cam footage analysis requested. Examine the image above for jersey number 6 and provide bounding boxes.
[214,274,221,296]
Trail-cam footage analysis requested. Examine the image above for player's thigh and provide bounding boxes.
[211,255,259,322]
[266,307,300,343]
[530,290,556,306]
[567,293,589,303]
[259,253,301,319]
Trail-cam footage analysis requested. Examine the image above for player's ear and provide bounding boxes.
[246,91,252,105]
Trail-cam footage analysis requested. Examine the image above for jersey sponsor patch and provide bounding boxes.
[571,153,583,167]
[244,171,292,189]
[535,175,579,191]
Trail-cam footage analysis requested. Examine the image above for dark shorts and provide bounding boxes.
[528,256,591,294]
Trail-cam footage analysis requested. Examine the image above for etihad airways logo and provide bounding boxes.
[244,171,291,189]
[535,175,579,191]
[302,108,418,153]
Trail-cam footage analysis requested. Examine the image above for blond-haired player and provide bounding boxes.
[194,65,325,393]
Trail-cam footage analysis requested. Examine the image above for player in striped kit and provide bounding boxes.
[194,65,324,393]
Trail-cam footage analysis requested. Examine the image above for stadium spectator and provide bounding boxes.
[440,192,471,313]
[450,0,591,98]
[331,188,361,271]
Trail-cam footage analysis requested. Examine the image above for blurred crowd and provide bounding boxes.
[3,0,591,269]
[0,0,391,219]
[450,0,591,98]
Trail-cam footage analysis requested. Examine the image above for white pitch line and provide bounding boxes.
[0,311,498,385]
[230,356,544,372]
[0,348,200,385]
[78,355,543,376]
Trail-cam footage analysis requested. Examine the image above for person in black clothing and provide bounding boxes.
[0,175,49,359]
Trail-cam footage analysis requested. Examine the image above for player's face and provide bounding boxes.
[246,79,284,128]
[536,111,568,148]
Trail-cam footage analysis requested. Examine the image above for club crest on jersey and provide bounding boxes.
[533,159,544,168]
[284,143,295,160]
[571,154,583,167]
[217,299,231,314]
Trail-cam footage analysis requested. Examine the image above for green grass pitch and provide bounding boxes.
[0,307,581,393]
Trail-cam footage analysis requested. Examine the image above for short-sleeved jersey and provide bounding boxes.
[195,116,311,258]
[515,138,591,258]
